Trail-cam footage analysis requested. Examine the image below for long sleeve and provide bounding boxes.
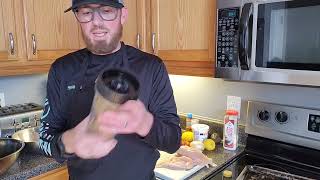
[39,63,67,163]
[143,61,181,153]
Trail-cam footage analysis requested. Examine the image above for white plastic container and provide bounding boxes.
[223,110,239,150]
[191,124,209,142]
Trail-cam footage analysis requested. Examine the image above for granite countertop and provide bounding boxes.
[1,116,245,180]
[0,151,65,180]
[0,144,244,180]
[187,144,244,180]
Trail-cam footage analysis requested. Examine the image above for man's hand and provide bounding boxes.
[95,100,154,137]
[61,100,153,159]
[61,115,118,159]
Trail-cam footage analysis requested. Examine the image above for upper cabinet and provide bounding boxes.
[0,0,82,76]
[149,0,216,76]
[121,0,147,51]
[23,0,83,61]
[0,0,216,77]
[0,0,26,62]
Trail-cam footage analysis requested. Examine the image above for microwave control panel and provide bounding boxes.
[216,8,240,68]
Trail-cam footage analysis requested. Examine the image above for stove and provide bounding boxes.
[204,101,320,180]
[0,103,43,137]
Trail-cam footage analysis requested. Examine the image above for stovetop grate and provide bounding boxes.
[0,103,43,117]
[237,165,315,180]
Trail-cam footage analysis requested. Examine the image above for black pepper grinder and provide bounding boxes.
[88,69,139,139]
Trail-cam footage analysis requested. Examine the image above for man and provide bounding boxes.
[39,0,181,179]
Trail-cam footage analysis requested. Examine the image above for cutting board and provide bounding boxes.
[154,151,205,180]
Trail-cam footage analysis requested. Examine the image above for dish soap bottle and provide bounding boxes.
[223,110,239,150]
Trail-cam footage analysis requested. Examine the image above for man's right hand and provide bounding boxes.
[61,115,117,159]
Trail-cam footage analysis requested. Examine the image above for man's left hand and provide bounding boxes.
[95,100,154,137]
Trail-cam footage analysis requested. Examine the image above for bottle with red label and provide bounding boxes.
[223,110,239,150]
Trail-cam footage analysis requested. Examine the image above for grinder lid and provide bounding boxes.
[95,69,139,104]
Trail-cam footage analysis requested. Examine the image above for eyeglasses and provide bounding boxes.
[74,6,119,23]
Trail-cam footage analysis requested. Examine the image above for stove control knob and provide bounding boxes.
[275,111,288,123]
[258,110,270,121]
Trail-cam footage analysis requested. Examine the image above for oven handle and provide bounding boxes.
[238,3,253,70]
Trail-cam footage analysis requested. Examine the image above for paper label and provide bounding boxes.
[224,119,235,148]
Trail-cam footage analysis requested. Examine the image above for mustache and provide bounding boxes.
[90,26,110,33]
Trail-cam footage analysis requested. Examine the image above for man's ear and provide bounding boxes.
[120,7,128,25]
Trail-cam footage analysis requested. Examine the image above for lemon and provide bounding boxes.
[203,139,216,151]
[223,170,232,178]
[181,131,194,142]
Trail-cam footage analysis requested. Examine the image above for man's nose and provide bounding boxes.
[91,11,104,26]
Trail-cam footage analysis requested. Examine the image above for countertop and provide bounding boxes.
[0,145,244,180]
[0,151,64,180]
[186,144,244,180]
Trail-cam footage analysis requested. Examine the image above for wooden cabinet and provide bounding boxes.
[0,0,26,62]
[121,0,147,51]
[29,166,69,180]
[0,0,81,76]
[23,0,83,61]
[0,0,216,77]
[149,0,216,77]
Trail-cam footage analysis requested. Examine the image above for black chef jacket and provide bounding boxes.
[39,42,181,180]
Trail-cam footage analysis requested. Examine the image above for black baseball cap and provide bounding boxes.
[64,0,124,13]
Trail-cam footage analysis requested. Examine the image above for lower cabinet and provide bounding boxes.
[29,166,69,180]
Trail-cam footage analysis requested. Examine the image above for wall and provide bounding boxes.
[169,75,320,125]
[0,74,47,106]
[0,74,319,125]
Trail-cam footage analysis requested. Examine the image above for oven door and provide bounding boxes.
[239,0,320,87]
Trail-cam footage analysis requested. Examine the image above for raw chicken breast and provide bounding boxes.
[156,156,194,170]
[176,146,215,168]
[156,146,216,171]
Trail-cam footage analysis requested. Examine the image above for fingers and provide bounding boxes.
[118,99,144,111]
[77,139,118,159]
[93,100,148,135]
[98,110,130,129]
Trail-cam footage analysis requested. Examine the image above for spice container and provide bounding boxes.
[185,113,193,131]
[223,110,239,150]
[89,69,139,138]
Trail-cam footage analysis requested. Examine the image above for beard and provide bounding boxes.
[82,25,123,55]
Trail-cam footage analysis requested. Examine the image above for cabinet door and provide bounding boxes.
[151,0,216,76]
[24,0,82,61]
[122,0,147,51]
[29,166,69,180]
[0,0,26,61]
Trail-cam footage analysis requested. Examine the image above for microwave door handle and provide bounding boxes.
[239,3,253,70]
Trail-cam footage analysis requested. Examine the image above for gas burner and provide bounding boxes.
[237,165,315,180]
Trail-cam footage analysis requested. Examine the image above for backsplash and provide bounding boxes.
[0,74,47,106]
[170,75,320,125]
[0,73,319,128]
[179,113,247,146]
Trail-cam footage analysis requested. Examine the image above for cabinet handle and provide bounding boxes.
[152,33,156,53]
[9,33,14,55]
[31,34,37,55]
[136,34,140,49]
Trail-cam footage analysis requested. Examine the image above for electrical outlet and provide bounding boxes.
[0,93,5,107]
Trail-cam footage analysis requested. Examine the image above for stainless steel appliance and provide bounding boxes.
[0,103,43,138]
[204,101,320,179]
[12,127,40,154]
[216,0,320,87]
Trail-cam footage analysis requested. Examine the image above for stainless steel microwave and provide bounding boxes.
[215,0,320,87]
